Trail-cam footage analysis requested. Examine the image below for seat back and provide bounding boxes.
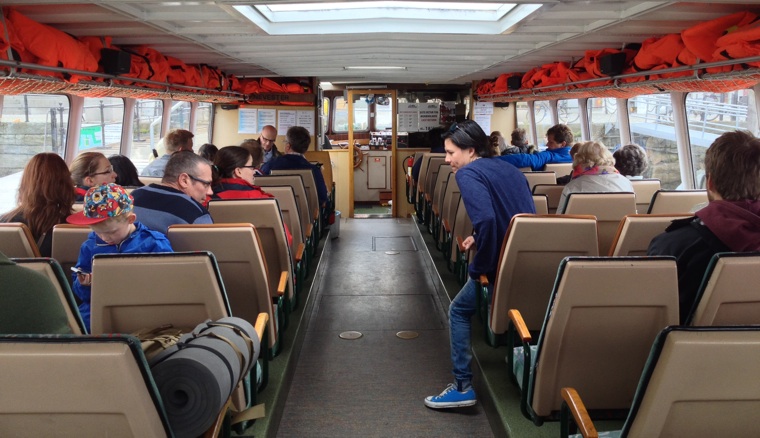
[450,196,473,267]
[416,153,446,195]
[490,215,599,334]
[623,326,760,437]
[0,335,172,437]
[647,189,708,214]
[532,194,549,215]
[89,251,231,335]
[0,223,41,258]
[431,164,452,216]
[270,169,322,222]
[208,199,295,306]
[608,214,690,256]
[532,184,564,214]
[564,192,637,254]
[424,159,446,203]
[257,186,304,257]
[543,162,573,177]
[51,224,91,284]
[688,252,760,326]
[138,176,162,186]
[629,179,661,213]
[523,171,557,190]
[257,174,315,225]
[439,173,461,243]
[167,224,278,349]
[531,257,678,417]
[304,150,334,192]
[11,257,86,334]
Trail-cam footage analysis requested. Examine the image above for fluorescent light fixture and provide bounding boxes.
[344,66,407,70]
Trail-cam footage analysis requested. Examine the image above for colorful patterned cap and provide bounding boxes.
[67,183,134,225]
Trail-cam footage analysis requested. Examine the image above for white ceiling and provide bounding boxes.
[5,1,760,86]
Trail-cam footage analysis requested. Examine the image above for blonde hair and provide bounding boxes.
[573,141,615,168]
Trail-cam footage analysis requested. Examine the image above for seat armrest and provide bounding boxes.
[277,271,288,297]
[508,309,532,344]
[560,387,598,438]
[295,243,305,262]
[254,312,269,343]
[443,218,451,233]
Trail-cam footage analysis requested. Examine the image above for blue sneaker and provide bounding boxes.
[424,383,476,408]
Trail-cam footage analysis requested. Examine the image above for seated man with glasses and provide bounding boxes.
[131,151,213,235]
[259,125,281,165]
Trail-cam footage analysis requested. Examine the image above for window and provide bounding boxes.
[557,99,582,141]
[81,97,124,158]
[686,89,757,188]
[588,98,621,149]
[332,96,368,132]
[628,94,678,188]
[169,101,191,131]
[128,99,163,170]
[533,101,551,149]
[515,101,532,144]
[375,99,393,130]
[321,97,330,139]
[195,102,213,145]
[0,94,71,215]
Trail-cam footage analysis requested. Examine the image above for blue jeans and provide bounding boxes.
[449,278,490,390]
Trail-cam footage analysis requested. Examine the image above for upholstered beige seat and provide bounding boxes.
[532,184,564,214]
[0,222,40,258]
[257,173,319,243]
[563,192,637,254]
[523,171,557,191]
[450,196,474,284]
[12,257,86,334]
[687,252,760,326]
[487,214,599,340]
[51,224,92,284]
[628,179,661,213]
[532,194,549,215]
[438,173,461,251]
[270,168,326,236]
[608,214,690,256]
[510,256,678,425]
[647,189,708,214]
[429,164,452,236]
[138,176,162,186]
[543,162,573,177]
[562,326,760,438]
[416,154,446,224]
[257,185,308,276]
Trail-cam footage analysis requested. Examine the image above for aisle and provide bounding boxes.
[276,218,493,437]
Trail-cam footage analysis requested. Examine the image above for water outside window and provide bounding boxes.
[628,94,679,188]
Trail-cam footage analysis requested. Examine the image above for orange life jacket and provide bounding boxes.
[681,11,758,63]
[713,19,760,68]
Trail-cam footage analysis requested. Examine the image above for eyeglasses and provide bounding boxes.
[186,173,212,189]
[90,166,115,177]
[260,136,276,143]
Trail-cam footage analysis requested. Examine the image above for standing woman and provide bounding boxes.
[0,153,76,256]
[425,120,535,409]
[70,151,117,201]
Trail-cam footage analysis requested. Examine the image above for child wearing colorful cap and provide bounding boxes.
[67,183,173,331]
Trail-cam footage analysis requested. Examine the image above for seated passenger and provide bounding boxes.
[0,250,73,334]
[490,130,509,155]
[556,142,582,185]
[240,138,265,176]
[411,126,446,184]
[648,130,760,322]
[0,153,76,257]
[70,151,117,201]
[140,129,194,177]
[67,183,173,331]
[261,126,329,208]
[613,143,649,179]
[502,128,532,155]
[498,123,574,170]
[198,143,218,162]
[131,151,214,235]
[109,154,144,188]
[259,125,281,165]
[557,141,634,213]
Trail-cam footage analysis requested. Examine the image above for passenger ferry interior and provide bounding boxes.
[1,1,760,437]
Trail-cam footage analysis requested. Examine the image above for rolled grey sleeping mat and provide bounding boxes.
[150,317,259,438]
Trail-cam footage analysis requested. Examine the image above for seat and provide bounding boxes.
[438,173,461,253]
[509,256,678,425]
[270,168,326,237]
[608,214,690,256]
[563,192,637,255]
[646,189,708,214]
[543,162,573,177]
[486,214,599,343]
[416,154,445,222]
[449,196,474,285]
[421,157,447,226]
[628,179,661,213]
[51,224,91,286]
[167,224,280,358]
[11,257,87,334]
[429,164,452,236]
[532,184,564,214]
[532,194,549,215]
[260,185,308,278]
[523,171,557,190]
[208,198,296,315]
[257,174,319,246]
[138,176,162,186]
[89,251,231,335]
[686,252,760,326]
[562,326,760,438]
[0,222,41,258]
[405,151,424,203]
[304,150,334,204]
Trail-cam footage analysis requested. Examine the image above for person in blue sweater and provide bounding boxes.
[67,183,173,331]
[425,120,535,409]
[498,123,574,170]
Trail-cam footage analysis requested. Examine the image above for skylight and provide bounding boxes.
[233,2,542,35]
